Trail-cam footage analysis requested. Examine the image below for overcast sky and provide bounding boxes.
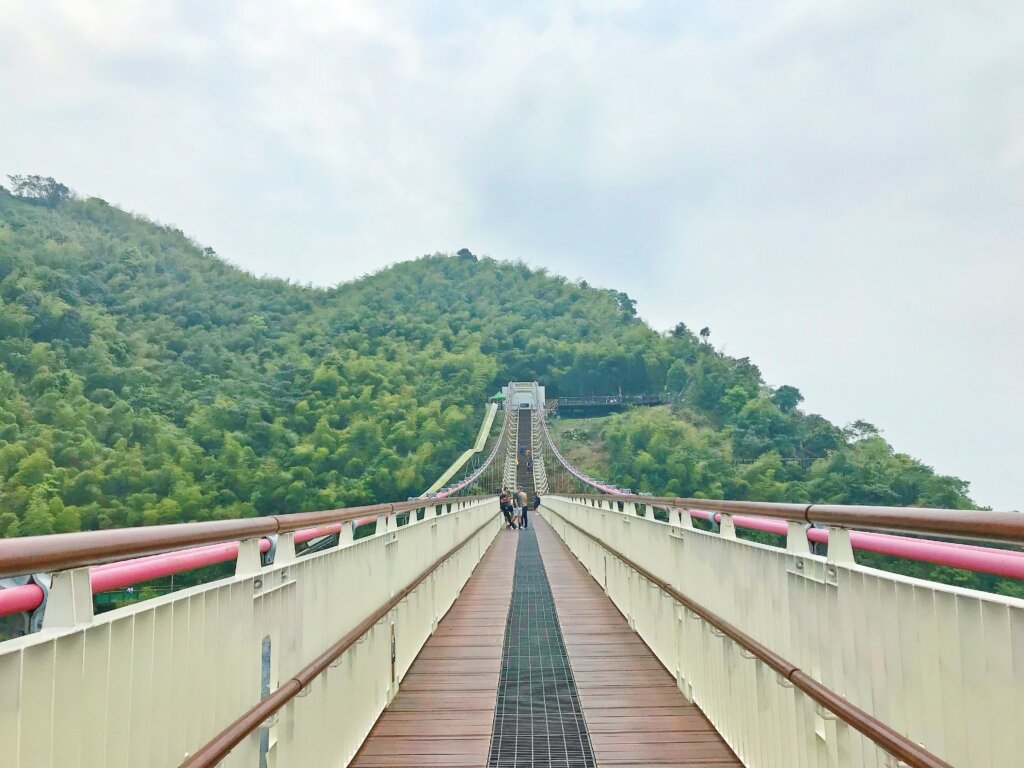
[1,2,1021,510]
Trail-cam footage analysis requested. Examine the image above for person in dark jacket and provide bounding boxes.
[532,494,541,511]
[499,488,514,529]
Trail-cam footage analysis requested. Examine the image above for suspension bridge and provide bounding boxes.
[0,382,1021,768]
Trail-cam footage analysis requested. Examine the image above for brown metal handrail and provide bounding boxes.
[180,512,498,767]
[550,511,953,768]
[565,493,1024,544]
[0,496,489,578]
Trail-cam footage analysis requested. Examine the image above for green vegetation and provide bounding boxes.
[549,417,611,482]
[554,406,971,508]
[0,183,698,536]
[0,180,988,558]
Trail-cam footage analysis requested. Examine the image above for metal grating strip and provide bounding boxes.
[487,526,596,768]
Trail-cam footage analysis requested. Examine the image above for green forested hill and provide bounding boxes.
[552,406,972,509]
[0,183,975,540]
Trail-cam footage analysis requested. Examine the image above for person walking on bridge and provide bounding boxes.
[517,487,529,529]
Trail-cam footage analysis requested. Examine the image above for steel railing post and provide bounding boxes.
[40,568,92,629]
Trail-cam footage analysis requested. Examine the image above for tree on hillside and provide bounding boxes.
[665,360,689,392]
[844,420,881,442]
[699,326,710,342]
[609,290,638,317]
[771,385,804,412]
[7,175,72,207]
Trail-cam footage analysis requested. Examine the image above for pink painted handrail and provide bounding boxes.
[541,417,1024,581]
[0,520,365,618]
[685,510,1024,580]
[0,583,44,615]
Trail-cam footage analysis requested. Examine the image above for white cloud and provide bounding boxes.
[1,1,1021,507]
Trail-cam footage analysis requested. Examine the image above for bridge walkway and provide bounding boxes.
[535,514,742,767]
[350,529,518,768]
[351,513,739,768]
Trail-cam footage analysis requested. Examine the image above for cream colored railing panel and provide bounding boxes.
[542,496,1024,768]
[0,499,500,768]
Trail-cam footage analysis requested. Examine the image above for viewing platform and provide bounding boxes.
[545,394,669,418]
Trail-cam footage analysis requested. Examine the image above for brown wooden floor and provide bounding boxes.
[534,514,743,768]
[351,517,741,768]
[349,530,518,768]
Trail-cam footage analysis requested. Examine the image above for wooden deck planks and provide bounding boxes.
[349,530,518,768]
[350,516,742,768]
[534,515,744,768]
